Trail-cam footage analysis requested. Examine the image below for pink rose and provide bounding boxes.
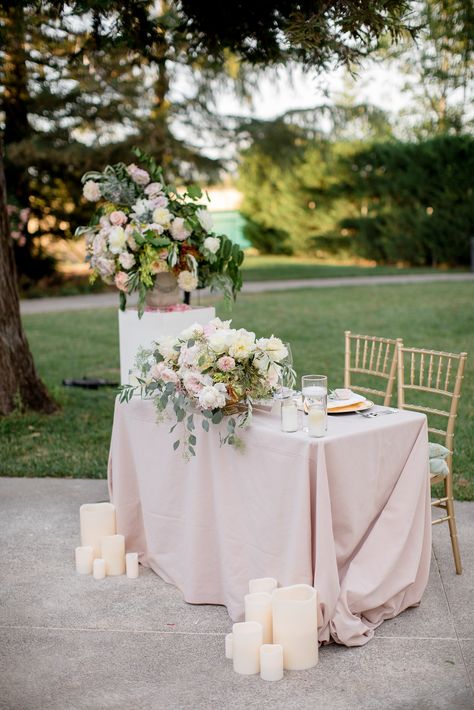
[114,271,129,292]
[150,362,179,384]
[127,163,150,186]
[217,355,236,372]
[109,210,127,226]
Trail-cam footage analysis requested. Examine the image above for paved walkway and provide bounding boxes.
[20,272,474,314]
[1,477,473,710]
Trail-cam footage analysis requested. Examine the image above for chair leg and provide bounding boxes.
[445,495,462,575]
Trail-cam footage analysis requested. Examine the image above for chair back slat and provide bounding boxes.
[397,344,467,457]
[344,332,401,406]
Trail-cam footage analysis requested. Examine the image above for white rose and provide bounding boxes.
[132,199,154,218]
[170,217,191,241]
[209,317,232,330]
[228,329,256,361]
[177,270,198,292]
[180,323,204,341]
[207,329,233,355]
[198,383,227,410]
[108,226,127,254]
[152,207,172,227]
[83,181,101,202]
[203,236,220,254]
[256,336,288,362]
[119,252,135,269]
[157,336,179,362]
[196,208,214,232]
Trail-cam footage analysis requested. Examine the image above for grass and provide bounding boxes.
[2,281,473,499]
[241,255,467,282]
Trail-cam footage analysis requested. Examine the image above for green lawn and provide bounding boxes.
[2,281,473,499]
[241,255,466,282]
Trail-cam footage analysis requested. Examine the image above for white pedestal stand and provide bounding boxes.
[118,306,215,385]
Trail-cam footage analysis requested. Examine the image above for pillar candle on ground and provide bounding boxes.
[272,584,318,670]
[75,546,93,575]
[245,592,273,644]
[232,621,263,675]
[93,558,106,580]
[101,534,125,576]
[126,552,139,579]
[80,503,116,558]
[225,633,233,659]
[260,644,284,682]
[248,577,277,595]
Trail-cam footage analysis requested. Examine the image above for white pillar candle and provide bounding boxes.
[80,503,116,559]
[308,407,326,437]
[260,644,284,682]
[272,584,318,670]
[232,621,263,675]
[93,558,106,580]
[225,633,233,659]
[101,534,125,576]
[75,546,93,575]
[245,592,273,644]
[281,402,298,432]
[248,577,277,595]
[126,552,139,579]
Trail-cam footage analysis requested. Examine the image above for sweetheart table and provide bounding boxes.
[108,398,431,647]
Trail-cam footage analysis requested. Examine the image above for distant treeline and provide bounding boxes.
[239,134,474,267]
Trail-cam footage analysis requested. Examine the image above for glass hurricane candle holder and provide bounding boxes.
[301,375,327,433]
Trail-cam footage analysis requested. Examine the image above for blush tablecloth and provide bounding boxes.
[108,397,431,647]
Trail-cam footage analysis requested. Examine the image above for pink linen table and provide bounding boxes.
[108,397,431,647]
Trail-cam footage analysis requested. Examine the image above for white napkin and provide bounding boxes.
[327,390,367,410]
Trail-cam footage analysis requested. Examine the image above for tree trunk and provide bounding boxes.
[0,143,58,415]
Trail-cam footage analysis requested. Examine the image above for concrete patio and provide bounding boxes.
[1,477,473,710]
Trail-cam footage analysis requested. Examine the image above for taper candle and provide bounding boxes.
[225,633,233,659]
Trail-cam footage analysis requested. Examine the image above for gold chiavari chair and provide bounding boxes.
[397,344,468,575]
[344,331,402,406]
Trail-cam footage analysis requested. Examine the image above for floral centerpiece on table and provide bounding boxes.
[119,318,295,457]
[75,149,244,316]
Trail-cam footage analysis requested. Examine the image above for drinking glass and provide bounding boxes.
[275,343,296,399]
[301,375,328,432]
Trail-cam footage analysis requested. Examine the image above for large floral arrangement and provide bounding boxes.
[76,150,244,316]
[119,318,295,457]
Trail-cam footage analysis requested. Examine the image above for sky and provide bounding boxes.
[213,61,411,122]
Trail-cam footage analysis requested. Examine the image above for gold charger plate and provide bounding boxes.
[327,399,374,415]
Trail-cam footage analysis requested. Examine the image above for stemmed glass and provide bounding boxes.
[275,343,296,399]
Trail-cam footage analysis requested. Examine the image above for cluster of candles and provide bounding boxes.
[225,577,319,682]
[75,502,139,580]
[280,374,328,438]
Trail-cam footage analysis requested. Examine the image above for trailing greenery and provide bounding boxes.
[1,282,473,500]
